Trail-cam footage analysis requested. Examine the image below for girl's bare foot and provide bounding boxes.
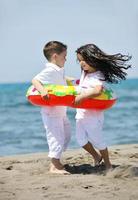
[94,156,102,167]
[105,164,113,170]
[104,164,113,174]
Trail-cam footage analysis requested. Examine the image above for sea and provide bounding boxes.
[0,79,138,156]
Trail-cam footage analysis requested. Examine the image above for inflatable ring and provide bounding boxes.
[26,84,116,110]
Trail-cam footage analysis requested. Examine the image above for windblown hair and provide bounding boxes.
[43,41,67,61]
[76,44,132,83]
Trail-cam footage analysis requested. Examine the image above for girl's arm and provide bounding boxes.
[32,78,49,99]
[74,85,103,105]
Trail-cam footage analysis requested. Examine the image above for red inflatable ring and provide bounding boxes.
[26,84,117,110]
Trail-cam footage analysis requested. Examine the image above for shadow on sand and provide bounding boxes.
[64,163,119,175]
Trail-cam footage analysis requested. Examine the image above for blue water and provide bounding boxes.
[0,79,138,156]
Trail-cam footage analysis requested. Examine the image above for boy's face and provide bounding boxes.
[55,50,67,68]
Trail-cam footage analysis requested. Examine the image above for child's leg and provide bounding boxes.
[83,115,112,168]
[41,113,70,174]
[99,148,112,169]
[63,116,71,151]
[76,119,101,165]
[82,142,102,165]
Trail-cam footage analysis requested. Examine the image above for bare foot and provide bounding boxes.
[105,163,112,169]
[94,156,102,167]
[104,164,113,174]
[51,158,64,169]
[49,165,70,175]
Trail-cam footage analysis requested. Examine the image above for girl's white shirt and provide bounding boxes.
[75,70,105,119]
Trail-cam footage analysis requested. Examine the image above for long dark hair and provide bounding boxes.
[76,44,132,83]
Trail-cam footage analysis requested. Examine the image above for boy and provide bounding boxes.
[32,41,71,174]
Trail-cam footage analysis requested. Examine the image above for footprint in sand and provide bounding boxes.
[5,166,13,170]
[82,185,94,189]
[129,153,138,158]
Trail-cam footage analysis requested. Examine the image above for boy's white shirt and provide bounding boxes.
[76,70,105,119]
[34,62,67,117]
[34,62,65,85]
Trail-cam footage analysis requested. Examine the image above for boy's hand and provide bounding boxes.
[41,89,49,100]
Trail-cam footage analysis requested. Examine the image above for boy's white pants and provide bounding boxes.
[41,113,71,159]
[76,117,106,150]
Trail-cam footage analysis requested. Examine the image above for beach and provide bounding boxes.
[0,144,138,200]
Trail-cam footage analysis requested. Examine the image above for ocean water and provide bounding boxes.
[0,79,138,156]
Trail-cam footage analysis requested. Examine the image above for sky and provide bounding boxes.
[0,0,138,83]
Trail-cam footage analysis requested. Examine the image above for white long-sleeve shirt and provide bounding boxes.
[76,70,105,120]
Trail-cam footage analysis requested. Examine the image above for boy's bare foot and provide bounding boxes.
[51,158,64,169]
[49,164,70,174]
[49,168,70,174]
[50,158,70,174]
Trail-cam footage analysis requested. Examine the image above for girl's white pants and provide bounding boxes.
[76,116,106,150]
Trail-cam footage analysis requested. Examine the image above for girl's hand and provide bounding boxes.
[74,95,85,105]
[65,76,75,81]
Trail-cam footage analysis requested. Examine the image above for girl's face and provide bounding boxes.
[77,53,96,73]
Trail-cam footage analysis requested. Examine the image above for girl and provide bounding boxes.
[75,44,131,170]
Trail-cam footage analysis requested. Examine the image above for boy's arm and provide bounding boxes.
[74,85,103,105]
[32,78,49,99]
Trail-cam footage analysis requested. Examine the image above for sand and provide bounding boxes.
[0,144,138,200]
